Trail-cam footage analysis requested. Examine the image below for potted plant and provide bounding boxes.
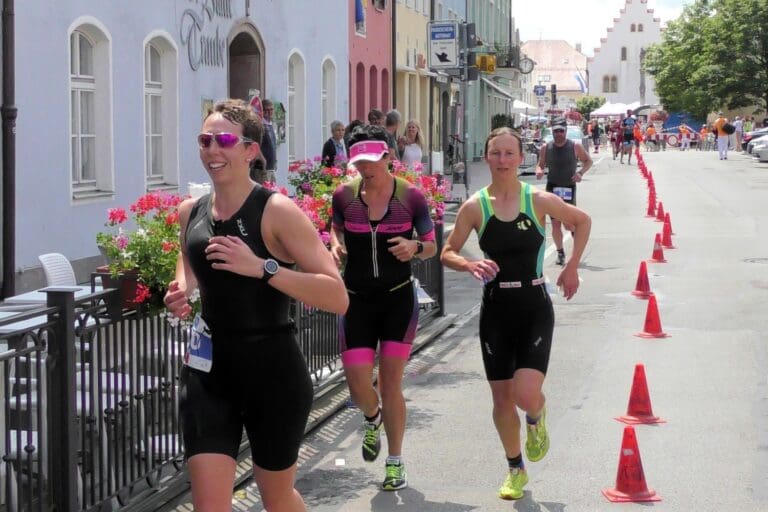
[96,192,191,314]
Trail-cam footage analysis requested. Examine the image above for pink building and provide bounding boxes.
[349,0,393,122]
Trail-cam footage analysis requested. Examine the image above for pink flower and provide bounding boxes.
[134,283,151,304]
[115,234,129,250]
[107,207,128,225]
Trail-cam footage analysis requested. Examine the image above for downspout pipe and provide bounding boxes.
[2,0,17,298]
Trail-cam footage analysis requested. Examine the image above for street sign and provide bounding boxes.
[533,85,546,96]
[428,21,460,70]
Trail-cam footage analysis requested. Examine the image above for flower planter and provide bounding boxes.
[96,265,140,310]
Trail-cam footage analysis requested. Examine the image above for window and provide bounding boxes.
[631,23,636,32]
[373,0,386,9]
[602,75,610,93]
[638,24,644,32]
[70,24,112,197]
[144,35,178,190]
[321,59,336,141]
[381,68,389,112]
[369,66,378,110]
[288,52,306,162]
[610,75,618,93]
[621,47,627,61]
[355,0,366,35]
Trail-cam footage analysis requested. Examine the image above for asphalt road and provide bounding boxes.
[227,148,768,511]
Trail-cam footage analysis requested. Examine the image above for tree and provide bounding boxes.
[645,0,768,118]
[575,96,606,120]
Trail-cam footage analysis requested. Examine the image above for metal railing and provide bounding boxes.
[1,232,444,511]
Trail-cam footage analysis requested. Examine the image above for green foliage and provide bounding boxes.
[575,96,606,119]
[645,0,768,117]
[491,113,515,129]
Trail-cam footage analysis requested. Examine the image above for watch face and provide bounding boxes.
[264,258,279,275]
[519,58,534,74]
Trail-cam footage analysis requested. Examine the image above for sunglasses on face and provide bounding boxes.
[553,128,566,133]
[197,132,254,149]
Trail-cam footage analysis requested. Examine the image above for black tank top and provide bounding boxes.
[545,139,578,186]
[185,185,292,333]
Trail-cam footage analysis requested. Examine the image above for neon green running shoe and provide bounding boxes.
[382,461,407,491]
[362,421,381,462]
[525,406,549,462]
[498,468,528,500]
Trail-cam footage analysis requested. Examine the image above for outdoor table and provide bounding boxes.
[3,285,102,305]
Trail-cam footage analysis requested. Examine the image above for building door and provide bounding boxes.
[229,30,263,102]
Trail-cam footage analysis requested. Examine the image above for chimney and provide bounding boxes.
[575,42,582,53]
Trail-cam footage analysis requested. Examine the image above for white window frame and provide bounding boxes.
[321,58,337,142]
[287,51,306,162]
[68,20,113,200]
[143,33,179,191]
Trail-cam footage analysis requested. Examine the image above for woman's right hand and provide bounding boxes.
[330,243,347,267]
[467,259,499,282]
[164,280,192,319]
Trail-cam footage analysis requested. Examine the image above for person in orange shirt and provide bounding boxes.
[645,125,657,151]
[699,125,710,151]
[679,124,691,151]
[712,112,729,160]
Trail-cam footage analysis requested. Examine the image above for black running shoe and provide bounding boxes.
[556,250,565,266]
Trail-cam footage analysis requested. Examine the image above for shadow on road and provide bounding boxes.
[370,487,479,511]
[513,493,567,511]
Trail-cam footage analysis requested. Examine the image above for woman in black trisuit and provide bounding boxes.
[441,127,591,501]
[164,99,348,512]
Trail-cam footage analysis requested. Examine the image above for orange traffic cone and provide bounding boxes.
[645,199,656,218]
[662,220,675,249]
[616,364,665,424]
[647,233,666,263]
[635,295,670,338]
[655,201,665,222]
[602,426,661,502]
[631,261,653,299]
[664,212,675,235]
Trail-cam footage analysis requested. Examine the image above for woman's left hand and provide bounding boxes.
[206,235,262,277]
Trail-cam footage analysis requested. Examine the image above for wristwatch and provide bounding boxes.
[262,258,279,283]
[415,241,424,255]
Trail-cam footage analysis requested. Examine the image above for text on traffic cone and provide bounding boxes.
[616,364,665,424]
[648,233,666,263]
[635,294,670,338]
[602,426,661,502]
[631,261,653,298]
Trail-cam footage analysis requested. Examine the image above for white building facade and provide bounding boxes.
[14,0,348,288]
[587,0,662,106]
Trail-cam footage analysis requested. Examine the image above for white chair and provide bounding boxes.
[38,253,77,287]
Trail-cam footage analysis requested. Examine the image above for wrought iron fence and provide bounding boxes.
[1,231,444,510]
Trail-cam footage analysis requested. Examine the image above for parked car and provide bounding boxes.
[754,144,768,162]
[746,134,768,154]
[749,135,768,157]
[540,125,588,146]
[742,127,768,151]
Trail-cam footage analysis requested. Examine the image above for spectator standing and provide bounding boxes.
[368,109,385,127]
[744,116,753,134]
[733,116,744,151]
[713,112,729,160]
[321,120,347,167]
[398,120,424,167]
[385,110,402,160]
[261,99,277,181]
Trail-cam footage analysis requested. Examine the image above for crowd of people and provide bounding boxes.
[163,98,593,510]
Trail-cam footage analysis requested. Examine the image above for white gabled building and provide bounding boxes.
[587,0,663,106]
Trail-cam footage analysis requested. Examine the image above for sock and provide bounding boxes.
[364,408,381,426]
[386,455,403,466]
[557,249,564,255]
[525,413,540,425]
[507,454,525,471]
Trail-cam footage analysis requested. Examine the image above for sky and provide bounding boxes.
[512,0,691,56]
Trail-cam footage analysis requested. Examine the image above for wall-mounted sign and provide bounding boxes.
[428,21,460,70]
[180,0,233,71]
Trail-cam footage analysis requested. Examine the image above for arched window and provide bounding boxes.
[70,23,112,197]
[610,75,618,93]
[144,35,178,189]
[638,23,644,32]
[288,52,306,162]
[321,58,336,141]
[369,66,378,111]
[356,62,365,122]
[631,23,636,32]
[602,75,610,93]
[621,47,627,61]
[381,68,390,112]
